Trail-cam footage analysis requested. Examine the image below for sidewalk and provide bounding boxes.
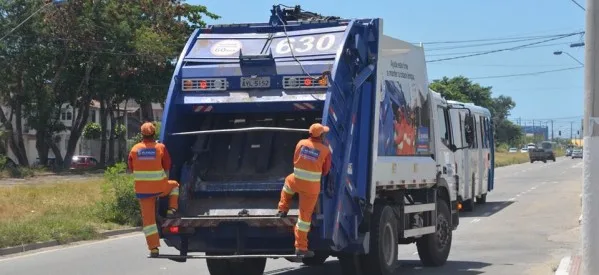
[555,194,582,275]
[555,250,582,275]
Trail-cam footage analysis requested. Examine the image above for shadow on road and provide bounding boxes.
[459,201,514,218]
[266,260,492,275]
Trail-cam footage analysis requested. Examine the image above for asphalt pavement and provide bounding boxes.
[0,157,582,275]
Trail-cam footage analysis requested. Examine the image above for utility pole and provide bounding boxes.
[582,0,599,274]
[551,120,554,141]
[572,121,574,142]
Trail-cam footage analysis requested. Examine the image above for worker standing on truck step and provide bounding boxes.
[128,122,180,258]
[276,123,332,258]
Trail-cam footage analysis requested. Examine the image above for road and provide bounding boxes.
[0,157,582,275]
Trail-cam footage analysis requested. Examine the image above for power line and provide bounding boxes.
[426,41,576,57]
[424,33,583,51]
[0,2,52,42]
[469,66,583,80]
[417,30,583,45]
[570,0,586,10]
[426,32,583,63]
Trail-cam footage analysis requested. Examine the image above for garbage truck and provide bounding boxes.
[152,5,483,275]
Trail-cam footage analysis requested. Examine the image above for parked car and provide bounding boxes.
[70,155,99,170]
[572,148,583,159]
[566,148,573,156]
[508,147,518,153]
[520,147,529,153]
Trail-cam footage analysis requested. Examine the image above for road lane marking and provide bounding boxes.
[470,218,481,223]
[493,206,501,210]
[483,212,491,216]
[508,198,516,201]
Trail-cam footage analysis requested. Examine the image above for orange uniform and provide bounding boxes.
[277,123,331,254]
[128,123,179,256]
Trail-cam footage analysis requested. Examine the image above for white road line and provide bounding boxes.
[483,212,491,216]
[412,252,418,255]
[470,218,481,223]
[493,206,501,210]
[508,198,516,201]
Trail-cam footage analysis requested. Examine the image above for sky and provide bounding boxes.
[188,0,586,138]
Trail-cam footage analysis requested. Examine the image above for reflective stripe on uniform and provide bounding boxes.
[143,224,158,236]
[293,168,321,182]
[133,170,166,181]
[170,187,179,196]
[296,218,311,232]
[282,184,295,195]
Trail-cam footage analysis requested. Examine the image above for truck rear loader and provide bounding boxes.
[152,5,484,275]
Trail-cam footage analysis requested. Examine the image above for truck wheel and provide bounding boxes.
[206,257,266,275]
[476,194,487,204]
[338,254,365,275]
[301,251,329,266]
[360,203,398,275]
[416,198,452,267]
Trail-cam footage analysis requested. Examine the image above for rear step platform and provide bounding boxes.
[160,213,321,228]
[149,254,306,263]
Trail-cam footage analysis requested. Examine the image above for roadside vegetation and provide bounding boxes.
[0,164,137,249]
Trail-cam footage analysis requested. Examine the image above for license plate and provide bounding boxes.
[240,77,270,88]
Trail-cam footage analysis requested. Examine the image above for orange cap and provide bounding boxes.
[141,122,156,136]
[309,123,329,137]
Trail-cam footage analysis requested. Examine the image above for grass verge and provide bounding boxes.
[495,149,565,168]
[0,166,134,248]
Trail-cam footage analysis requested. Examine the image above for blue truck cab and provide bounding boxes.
[154,5,481,275]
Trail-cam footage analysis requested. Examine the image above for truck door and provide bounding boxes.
[477,115,485,197]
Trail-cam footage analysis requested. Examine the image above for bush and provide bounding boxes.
[8,167,35,178]
[96,162,140,226]
[83,122,102,140]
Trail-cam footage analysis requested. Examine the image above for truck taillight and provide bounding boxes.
[283,75,329,89]
[169,226,180,234]
[182,78,227,91]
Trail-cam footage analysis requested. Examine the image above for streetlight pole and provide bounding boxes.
[554,50,585,66]
[582,0,599,274]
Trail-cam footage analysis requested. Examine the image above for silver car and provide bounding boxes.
[572,148,583,159]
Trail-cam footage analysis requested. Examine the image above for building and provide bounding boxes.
[3,100,164,166]
[520,125,549,140]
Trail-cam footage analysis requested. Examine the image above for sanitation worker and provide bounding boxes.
[276,123,332,257]
[128,122,180,258]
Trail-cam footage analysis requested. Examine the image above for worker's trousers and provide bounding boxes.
[137,180,180,250]
[277,174,319,251]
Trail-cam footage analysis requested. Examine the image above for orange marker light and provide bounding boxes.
[303,78,313,86]
[318,77,328,86]
[457,203,463,210]
[183,80,192,89]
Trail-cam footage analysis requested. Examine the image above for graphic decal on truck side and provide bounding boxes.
[377,60,431,156]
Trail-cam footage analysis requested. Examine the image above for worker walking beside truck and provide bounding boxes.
[276,123,332,257]
[128,122,180,258]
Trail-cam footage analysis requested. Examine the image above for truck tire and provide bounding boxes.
[301,251,329,266]
[476,194,487,204]
[338,254,365,275]
[360,203,398,275]
[206,257,266,275]
[416,198,452,267]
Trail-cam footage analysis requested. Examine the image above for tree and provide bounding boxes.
[429,76,522,145]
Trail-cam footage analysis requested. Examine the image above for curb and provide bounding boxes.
[556,256,571,275]
[0,227,141,257]
[556,255,582,275]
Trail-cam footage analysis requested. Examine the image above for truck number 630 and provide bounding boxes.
[274,34,337,54]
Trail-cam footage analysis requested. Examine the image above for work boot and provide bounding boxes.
[166,208,179,218]
[149,248,159,258]
[275,211,288,218]
[295,249,314,258]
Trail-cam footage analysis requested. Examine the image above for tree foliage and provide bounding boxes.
[0,0,218,169]
[429,76,522,145]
